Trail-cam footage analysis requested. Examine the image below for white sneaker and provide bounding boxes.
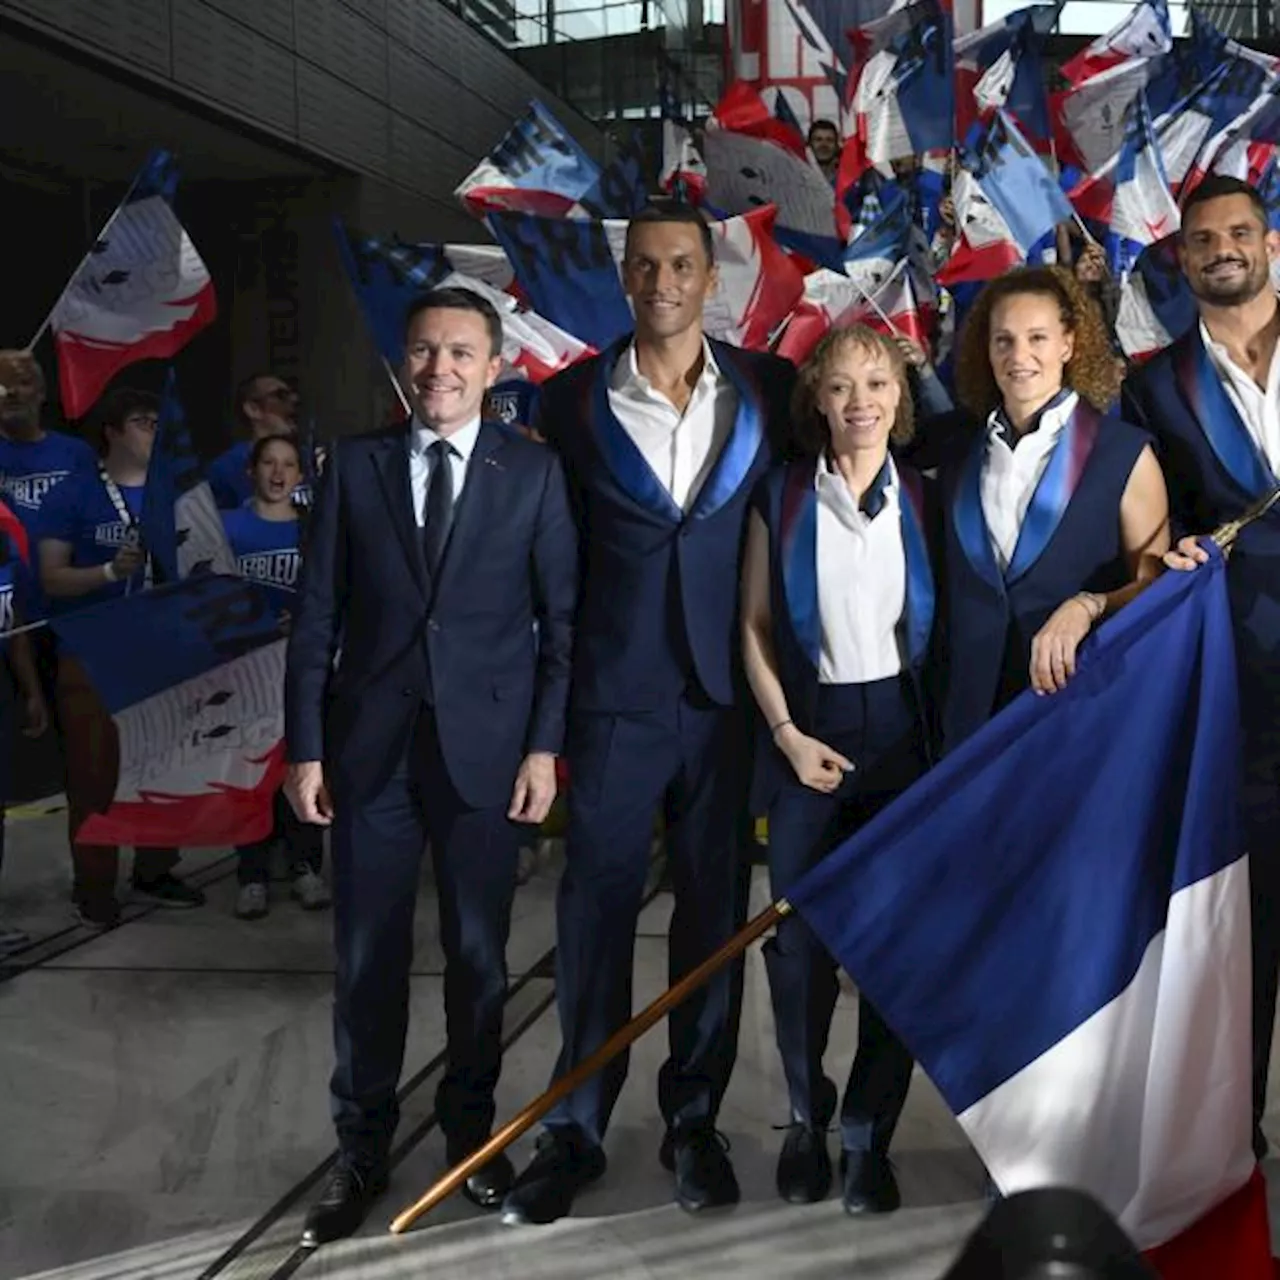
[235,883,269,920]
[292,868,332,911]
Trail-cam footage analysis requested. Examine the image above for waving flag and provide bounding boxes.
[46,149,216,421]
[659,85,708,202]
[142,369,238,585]
[1114,236,1197,362]
[953,4,1061,144]
[786,552,1271,1275]
[840,0,955,188]
[1059,0,1171,86]
[1072,93,1180,278]
[972,110,1075,256]
[53,574,287,848]
[935,164,1023,285]
[1051,56,1159,173]
[842,184,914,294]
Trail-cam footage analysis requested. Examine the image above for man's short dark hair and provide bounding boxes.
[1181,175,1271,235]
[234,371,281,428]
[808,118,839,142]
[95,387,160,455]
[623,201,716,266]
[403,288,504,359]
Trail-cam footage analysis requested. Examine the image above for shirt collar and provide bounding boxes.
[815,452,898,518]
[411,415,482,461]
[610,338,722,396]
[987,388,1077,451]
[1200,302,1280,364]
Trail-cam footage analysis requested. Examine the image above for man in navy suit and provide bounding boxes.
[285,287,577,1245]
[501,203,795,1225]
[1125,175,1280,1160]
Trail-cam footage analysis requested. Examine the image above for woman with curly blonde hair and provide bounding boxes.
[940,265,1170,751]
[741,324,940,1217]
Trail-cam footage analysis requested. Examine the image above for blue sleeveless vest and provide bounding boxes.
[941,404,1149,752]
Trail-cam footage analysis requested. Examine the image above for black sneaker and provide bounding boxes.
[74,896,122,930]
[132,873,205,909]
[776,1122,833,1204]
[661,1127,740,1214]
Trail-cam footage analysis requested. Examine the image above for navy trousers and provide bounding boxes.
[763,676,927,1154]
[546,693,751,1148]
[329,709,521,1168]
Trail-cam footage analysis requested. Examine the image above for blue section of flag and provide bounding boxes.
[333,221,448,367]
[881,0,955,156]
[51,573,281,713]
[485,211,633,350]
[843,184,913,268]
[488,100,604,204]
[141,368,204,584]
[787,551,1241,1115]
[131,148,180,204]
[977,111,1075,253]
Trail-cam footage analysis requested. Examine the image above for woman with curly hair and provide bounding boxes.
[941,265,1169,751]
[741,324,940,1217]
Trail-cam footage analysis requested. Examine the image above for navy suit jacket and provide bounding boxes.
[285,419,578,809]
[536,335,795,713]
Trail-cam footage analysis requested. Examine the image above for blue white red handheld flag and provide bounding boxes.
[52,575,287,848]
[1113,235,1197,362]
[786,551,1271,1274]
[1059,0,1171,86]
[47,149,216,421]
[142,369,238,585]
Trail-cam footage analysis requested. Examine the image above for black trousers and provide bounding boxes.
[329,709,521,1168]
[545,693,750,1148]
[763,675,928,1153]
[236,789,324,885]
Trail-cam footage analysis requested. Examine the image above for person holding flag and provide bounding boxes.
[36,387,202,928]
[941,266,1170,752]
[222,433,329,921]
[740,325,938,1215]
[1125,174,1280,1162]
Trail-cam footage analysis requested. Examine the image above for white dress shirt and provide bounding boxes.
[1200,319,1280,476]
[980,391,1077,572]
[410,415,482,526]
[815,454,907,684]
[607,339,738,513]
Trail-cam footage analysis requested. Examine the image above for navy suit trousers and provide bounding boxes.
[763,676,926,1154]
[546,693,751,1147]
[329,708,521,1167]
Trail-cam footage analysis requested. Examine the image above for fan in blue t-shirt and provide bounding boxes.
[221,434,304,622]
[209,372,300,509]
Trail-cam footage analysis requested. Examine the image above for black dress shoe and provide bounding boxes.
[840,1149,900,1216]
[500,1130,607,1226]
[300,1162,388,1248]
[776,1122,833,1204]
[445,1138,515,1211]
[660,1127,740,1213]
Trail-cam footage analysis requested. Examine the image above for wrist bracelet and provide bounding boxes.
[102,561,117,583]
[770,717,793,737]
[1075,591,1105,623]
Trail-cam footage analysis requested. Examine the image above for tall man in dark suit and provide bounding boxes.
[502,204,795,1225]
[285,287,577,1245]
[1124,175,1280,1161]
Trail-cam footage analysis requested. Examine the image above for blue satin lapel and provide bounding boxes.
[1175,335,1276,501]
[1006,401,1102,583]
[897,465,935,669]
[779,461,821,668]
[951,433,1004,593]
[588,341,682,523]
[691,344,766,521]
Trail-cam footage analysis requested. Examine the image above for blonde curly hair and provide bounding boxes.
[954,266,1123,418]
[790,324,916,457]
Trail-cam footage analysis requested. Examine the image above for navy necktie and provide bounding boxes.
[860,458,893,519]
[422,439,455,574]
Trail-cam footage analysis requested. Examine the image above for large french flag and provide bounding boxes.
[49,149,216,421]
[51,575,287,849]
[1058,0,1171,87]
[787,550,1272,1275]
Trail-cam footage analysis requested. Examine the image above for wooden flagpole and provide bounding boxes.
[389,899,792,1235]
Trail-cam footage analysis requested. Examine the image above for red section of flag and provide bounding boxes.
[714,81,809,158]
[56,281,217,421]
[0,498,30,567]
[76,740,287,849]
[936,235,1023,286]
[1143,1168,1273,1280]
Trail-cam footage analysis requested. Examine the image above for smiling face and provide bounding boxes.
[621,220,717,344]
[815,337,902,460]
[402,306,502,434]
[988,291,1075,422]
[251,438,302,505]
[1179,193,1280,308]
